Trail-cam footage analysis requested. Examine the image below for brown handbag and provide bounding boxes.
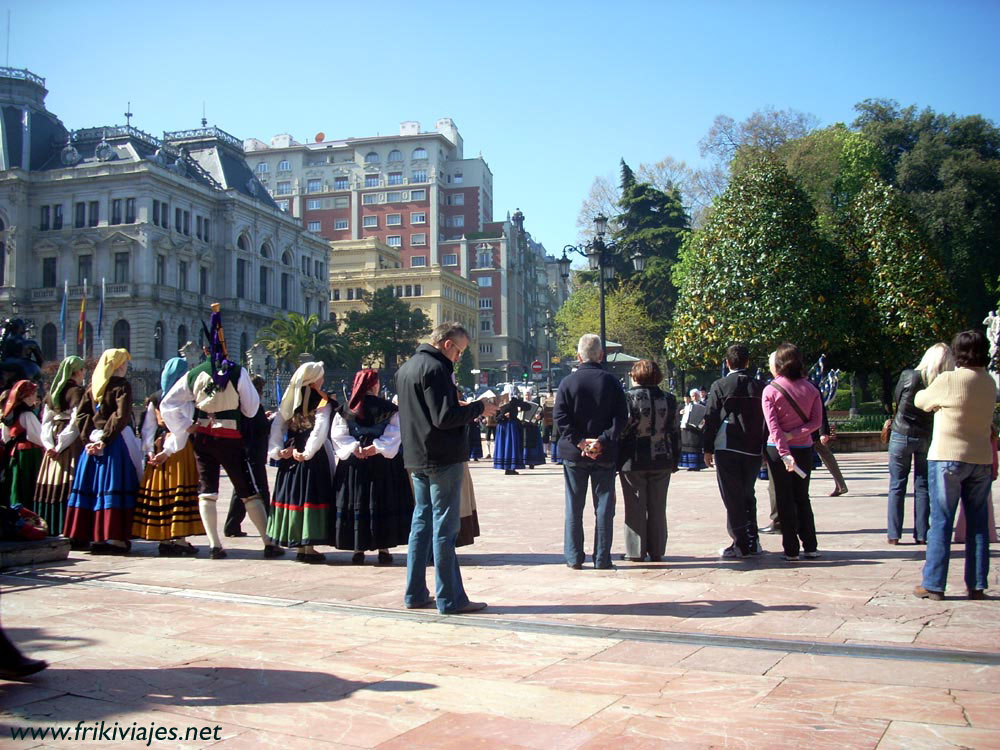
[880,418,892,444]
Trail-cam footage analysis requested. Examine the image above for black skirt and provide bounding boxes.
[332,452,414,550]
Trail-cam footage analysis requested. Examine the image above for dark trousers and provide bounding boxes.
[619,469,671,559]
[224,440,270,536]
[192,433,257,499]
[765,445,817,556]
[715,451,761,554]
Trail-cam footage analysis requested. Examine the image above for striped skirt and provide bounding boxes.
[33,442,82,535]
[132,443,204,540]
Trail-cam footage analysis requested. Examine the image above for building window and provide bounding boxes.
[364,152,379,164]
[196,215,203,240]
[333,197,349,208]
[111,199,122,225]
[412,169,427,183]
[479,343,493,354]
[395,285,403,297]
[307,178,322,193]
[306,198,321,210]
[178,260,188,291]
[334,219,348,230]
[308,221,322,232]
[39,205,49,231]
[153,321,164,361]
[200,266,208,295]
[479,298,493,309]
[330,288,339,301]
[183,210,190,236]
[476,275,492,287]
[454,173,463,184]
[42,258,57,288]
[411,212,426,224]
[413,284,422,296]
[411,189,426,201]
[334,176,349,190]
[364,175,379,188]
[446,215,465,228]
[259,266,269,304]
[112,319,130,351]
[277,200,289,212]
[152,200,160,226]
[74,202,86,228]
[159,201,168,228]
[412,147,427,159]
[386,235,402,247]
[442,254,458,266]
[362,193,377,205]
[448,193,465,206]
[52,205,63,230]
[278,160,290,171]
[125,198,136,224]
[78,255,92,285]
[387,149,403,162]
[175,207,182,232]
[387,172,403,186]
[236,258,246,298]
[480,318,492,332]
[114,252,129,284]
[411,256,426,267]
[276,181,291,195]
[88,201,99,227]
[346,288,354,301]
[257,162,269,173]
[477,249,492,267]
[177,324,188,352]
[385,191,402,203]
[411,233,426,246]
[156,254,165,285]
[281,272,290,310]
[363,216,378,228]
[404,285,412,297]
[386,213,402,226]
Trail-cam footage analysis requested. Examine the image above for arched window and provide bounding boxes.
[281,250,292,266]
[177,324,188,354]
[387,149,403,162]
[154,321,165,361]
[240,332,248,363]
[256,162,268,174]
[237,234,250,252]
[412,147,427,160]
[260,242,271,259]
[364,152,379,164]
[41,323,57,362]
[113,319,130,352]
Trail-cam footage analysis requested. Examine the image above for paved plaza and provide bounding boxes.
[1,452,999,749]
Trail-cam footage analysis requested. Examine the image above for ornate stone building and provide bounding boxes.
[0,67,330,395]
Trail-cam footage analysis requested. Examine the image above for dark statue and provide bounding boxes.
[0,319,44,390]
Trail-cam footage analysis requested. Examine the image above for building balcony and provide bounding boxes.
[106,283,132,298]
[30,288,58,301]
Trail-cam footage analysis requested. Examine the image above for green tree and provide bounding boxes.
[455,347,475,388]
[665,156,846,368]
[555,281,663,361]
[341,287,432,378]
[255,313,343,372]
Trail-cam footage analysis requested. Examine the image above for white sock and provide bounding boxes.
[198,494,221,549]
[243,495,272,546]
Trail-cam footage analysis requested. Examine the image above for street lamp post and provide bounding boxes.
[561,214,644,357]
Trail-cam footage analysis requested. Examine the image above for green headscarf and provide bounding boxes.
[49,355,84,410]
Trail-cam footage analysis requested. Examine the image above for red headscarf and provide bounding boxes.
[3,380,37,418]
[348,369,380,418]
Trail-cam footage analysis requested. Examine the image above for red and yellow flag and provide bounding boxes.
[76,280,87,349]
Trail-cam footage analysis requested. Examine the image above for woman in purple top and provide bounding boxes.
[762,343,824,560]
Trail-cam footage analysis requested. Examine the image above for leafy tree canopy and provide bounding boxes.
[341,287,432,377]
[255,313,343,372]
[554,281,663,362]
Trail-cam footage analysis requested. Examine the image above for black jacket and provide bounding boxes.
[702,369,767,456]
[892,369,932,439]
[395,344,484,471]
[619,386,680,472]
[554,361,628,466]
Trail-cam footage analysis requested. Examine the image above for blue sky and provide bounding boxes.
[8,0,1000,254]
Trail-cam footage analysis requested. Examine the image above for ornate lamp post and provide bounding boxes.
[561,214,644,356]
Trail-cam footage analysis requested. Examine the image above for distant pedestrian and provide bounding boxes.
[679,389,707,470]
[554,334,628,570]
[397,323,498,613]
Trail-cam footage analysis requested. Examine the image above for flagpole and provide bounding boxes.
[99,277,106,351]
[82,278,87,362]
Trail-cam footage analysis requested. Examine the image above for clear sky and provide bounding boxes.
[7,0,999,255]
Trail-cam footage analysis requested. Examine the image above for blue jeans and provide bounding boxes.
[887,432,929,542]
[563,460,616,568]
[404,462,469,613]
[922,460,992,593]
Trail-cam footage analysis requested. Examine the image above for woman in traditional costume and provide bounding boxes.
[267,362,336,563]
[679,388,707,470]
[493,386,527,475]
[132,358,203,556]
[64,348,141,554]
[331,369,413,564]
[0,381,44,511]
[468,417,484,461]
[33,356,86,533]
[521,389,546,469]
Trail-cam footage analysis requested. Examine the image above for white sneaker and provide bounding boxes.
[802,550,820,559]
[719,544,748,559]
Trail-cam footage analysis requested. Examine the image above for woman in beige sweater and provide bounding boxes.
[913,329,996,600]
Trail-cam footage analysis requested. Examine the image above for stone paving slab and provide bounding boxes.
[1,451,999,748]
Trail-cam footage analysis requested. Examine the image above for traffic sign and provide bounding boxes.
[531,360,543,373]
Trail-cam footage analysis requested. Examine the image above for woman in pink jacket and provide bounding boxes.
[762,343,824,561]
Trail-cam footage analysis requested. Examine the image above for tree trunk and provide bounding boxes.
[879,367,894,414]
[849,373,860,418]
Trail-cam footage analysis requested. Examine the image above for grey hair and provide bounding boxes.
[916,342,955,386]
[577,333,602,363]
[430,322,470,346]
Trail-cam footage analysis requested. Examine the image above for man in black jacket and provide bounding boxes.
[554,333,628,570]
[702,343,767,559]
[397,323,498,614]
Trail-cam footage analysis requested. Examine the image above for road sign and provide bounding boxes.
[531,360,543,373]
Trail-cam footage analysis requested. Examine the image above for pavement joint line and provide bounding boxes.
[6,569,1000,667]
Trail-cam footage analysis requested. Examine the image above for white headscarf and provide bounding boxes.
[279,362,325,421]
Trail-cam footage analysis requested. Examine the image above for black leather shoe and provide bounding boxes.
[568,562,584,570]
[209,547,227,560]
[0,656,48,680]
[263,545,285,559]
[759,524,781,534]
[224,530,248,538]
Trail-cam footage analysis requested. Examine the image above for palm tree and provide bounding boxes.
[255,313,343,371]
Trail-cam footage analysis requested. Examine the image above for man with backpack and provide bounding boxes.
[702,344,767,559]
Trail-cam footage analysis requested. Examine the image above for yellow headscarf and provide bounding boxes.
[278,362,325,421]
[91,348,131,401]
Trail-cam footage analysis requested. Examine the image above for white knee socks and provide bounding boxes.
[198,494,222,549]
[243,495,272,546]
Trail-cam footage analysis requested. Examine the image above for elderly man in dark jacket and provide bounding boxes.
[554,333,628,570]
[396,322,498,614]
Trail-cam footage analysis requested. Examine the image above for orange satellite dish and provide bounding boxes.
[315,132,325,143]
